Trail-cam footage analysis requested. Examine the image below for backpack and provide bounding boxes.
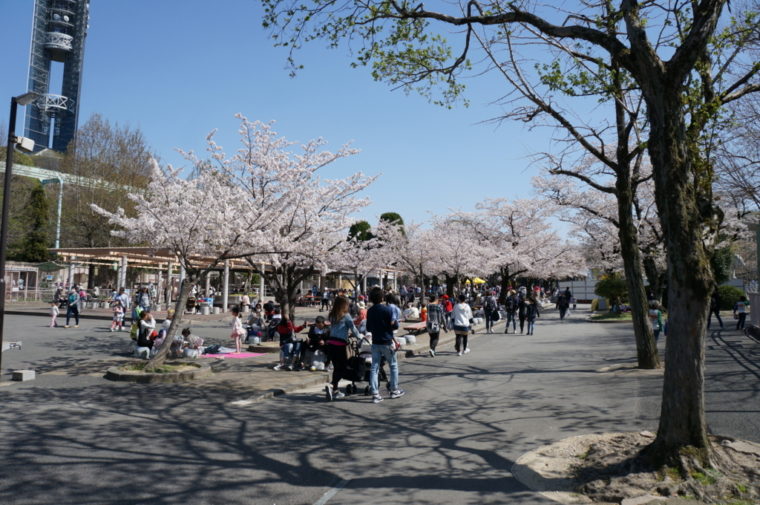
[505,296,516,312]
[486,296,497,312]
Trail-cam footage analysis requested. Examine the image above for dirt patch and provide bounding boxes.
[512,432,760,504]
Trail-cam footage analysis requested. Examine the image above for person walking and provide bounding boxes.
[64,288,80,328]
[452,294,473,356]
[517,293,527,334]
[557,291,570,320]
[648,300,664,342]
[366,287,404,403]
[734,296,750,331]
[325,296,361,401]
[49,301,60,328]
[707,290,724,330]
[426,294,447,357]
[525,294,540,335]
[483,291,499,334]
[504,290,518,334]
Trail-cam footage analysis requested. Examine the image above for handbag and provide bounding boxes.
[491,310,501,322]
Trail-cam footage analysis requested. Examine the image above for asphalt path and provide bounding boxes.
[0,310,757,505]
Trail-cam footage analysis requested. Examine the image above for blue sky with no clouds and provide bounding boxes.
[1,0,562,226]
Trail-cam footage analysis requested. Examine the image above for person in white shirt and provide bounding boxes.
[451,294,473,356]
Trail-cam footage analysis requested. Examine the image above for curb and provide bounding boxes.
[104,361,212,383]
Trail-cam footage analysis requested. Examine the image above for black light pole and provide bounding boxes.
[0,92,39,380]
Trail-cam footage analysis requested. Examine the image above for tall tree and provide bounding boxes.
[261,0,760,469]
[60,114,154,249]
[12,181,51,263]
[198,115,376,320]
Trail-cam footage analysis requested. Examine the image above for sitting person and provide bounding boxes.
[403,303,420,321]
[301,316,329,369]
[179,328,204,358]
[273,315,307,371]
[135,310,157,359]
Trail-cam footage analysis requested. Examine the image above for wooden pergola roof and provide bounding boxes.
[51,247,257,270]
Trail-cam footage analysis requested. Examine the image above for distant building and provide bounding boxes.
[24,0,90,152]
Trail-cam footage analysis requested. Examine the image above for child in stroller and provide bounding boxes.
[343,333,390,396]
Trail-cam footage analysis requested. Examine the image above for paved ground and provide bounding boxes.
[0,305,757,505]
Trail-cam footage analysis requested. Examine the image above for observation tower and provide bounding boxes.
[24,0,90,152]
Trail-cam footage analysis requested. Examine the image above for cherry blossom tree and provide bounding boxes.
[379,221,437,295]
[198,115,376,319]
[452,199,586,299]
[428,215,493,295]
[327,219,397,296]
[93,159,262,368]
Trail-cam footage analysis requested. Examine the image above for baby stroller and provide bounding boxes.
[344,335,389,396]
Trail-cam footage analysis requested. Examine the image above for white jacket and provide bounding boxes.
[452,303,473,327]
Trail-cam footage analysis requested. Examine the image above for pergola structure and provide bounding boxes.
[52,246,263,310]
[51,246,401,310]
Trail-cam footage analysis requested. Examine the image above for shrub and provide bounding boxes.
[717,285,745,311]
[595,274,628,306]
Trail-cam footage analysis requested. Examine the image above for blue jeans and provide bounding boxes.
[527,319,535,334]
[370,343,398,394]
[280,341,302,364]
[506,312,516,331]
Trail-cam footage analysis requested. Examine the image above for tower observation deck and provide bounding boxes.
[24,0,90,152]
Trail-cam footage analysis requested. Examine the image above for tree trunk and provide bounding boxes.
[616,179,660,369]
[445,275,456,297]
[644,93,713,467]
[145,276,194,370]
[642,254,665,302]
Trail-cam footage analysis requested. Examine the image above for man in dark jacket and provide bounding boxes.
[366,287,404,403]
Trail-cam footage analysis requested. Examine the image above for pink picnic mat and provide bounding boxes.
[200,352,266,359]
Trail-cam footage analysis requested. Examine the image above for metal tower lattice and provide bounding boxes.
[24,0,90,152]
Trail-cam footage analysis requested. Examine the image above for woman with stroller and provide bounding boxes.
[324,296,361,401]
[452,294,473,356]
[426,294,447,357]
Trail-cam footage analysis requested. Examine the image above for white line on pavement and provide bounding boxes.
[313,478,350,505]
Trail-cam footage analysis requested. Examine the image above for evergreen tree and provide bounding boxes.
[16,182,51,262]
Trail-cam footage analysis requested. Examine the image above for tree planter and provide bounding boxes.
[104,360,211,383]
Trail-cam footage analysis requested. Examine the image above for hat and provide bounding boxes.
[358,295,365,301]
[442,295,449,299]
[357,301,366,309]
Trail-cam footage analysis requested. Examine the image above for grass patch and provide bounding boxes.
[690,470,717,486]
[121,362,189,374]
[590,311,633,321]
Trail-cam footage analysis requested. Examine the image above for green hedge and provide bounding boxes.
[716,285,745,311]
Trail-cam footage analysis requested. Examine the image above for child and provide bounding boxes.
[110,300,124,332]
[273,315,307,370]
[230,306,246,353]
[734,296,750,331]
[49,301,59,328]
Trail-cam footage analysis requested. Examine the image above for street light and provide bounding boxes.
[0,91,40,381]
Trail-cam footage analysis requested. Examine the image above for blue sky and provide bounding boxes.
[1,0,557,226]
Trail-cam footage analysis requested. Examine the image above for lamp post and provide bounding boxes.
[0,92,40,380]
